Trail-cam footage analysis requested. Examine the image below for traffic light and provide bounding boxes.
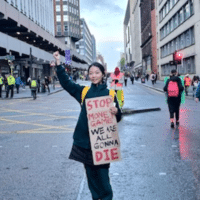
[173,51,183,64]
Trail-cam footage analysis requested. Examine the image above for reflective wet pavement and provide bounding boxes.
[0,80,200,200]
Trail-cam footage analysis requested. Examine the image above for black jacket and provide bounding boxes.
[56,65,122,149]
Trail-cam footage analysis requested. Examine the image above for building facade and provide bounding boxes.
[156,0,200,79]
[0,0,67,80]
[91,35,96,63]
[75,19,96,65]
[124,1,132,70]
[129,0,142,75]
[54,0,81,49]
[140,0,157,76]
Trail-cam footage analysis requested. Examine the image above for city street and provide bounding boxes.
[0,80,200,200]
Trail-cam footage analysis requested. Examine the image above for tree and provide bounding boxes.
[120,58,125,70]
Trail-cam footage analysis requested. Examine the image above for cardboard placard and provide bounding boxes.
[86,96,121,165]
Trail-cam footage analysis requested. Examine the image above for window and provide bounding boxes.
[166,23,169,35]
[185,29,191,47]
[183,56,195,74]
[56,15,61,21]
[63,5,68,11]
[173,14,178,28]
[190,0,194,15]
[64,25,68,31]
[63,15,68,21]
[178,9,184,24]
[184,3,190,20]
[191,27,195,44]
[56,5,60,11]
[57,25,61,32]
[166,2,169,14]
[171,40,174,53]
[169,0,172,9]
[180,33,185,49]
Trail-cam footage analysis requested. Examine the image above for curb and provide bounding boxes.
[122,107,161,115]
[135,81,194,99]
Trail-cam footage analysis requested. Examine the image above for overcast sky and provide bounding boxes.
[80,0,127,72]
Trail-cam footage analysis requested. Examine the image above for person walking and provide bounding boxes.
[155,73,158,84]
[37,76,41,93]
[195,82,200,103]
[15,75,21,93]
[184,74,191,96]
[130,75,134,84]
[164,69,184,128]
[0,74,4,98]
[6,73,15,98]
[30,77,38,100]
[53,51,122,200]
[27,76,31,89]
[45,76,50,94]
[146,74,149,81]
[124,75,128,86]
[191,75,199,98]
[150,72,155,85]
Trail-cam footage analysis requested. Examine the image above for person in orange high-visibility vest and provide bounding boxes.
[184,74,191,96]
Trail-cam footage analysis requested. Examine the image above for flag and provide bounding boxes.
[65,50,71,65]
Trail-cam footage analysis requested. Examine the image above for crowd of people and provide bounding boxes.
[0,73,58,99]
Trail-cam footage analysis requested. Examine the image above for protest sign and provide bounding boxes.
[86,96,121,165]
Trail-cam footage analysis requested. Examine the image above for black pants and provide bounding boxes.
[84,164,113,200]
[124,79,127,86]
[38,84,40,93]
[152,80,155,85]
[168,99,181,121]
[6,85,14,98]
[131,80,134,84]
[0,85,2,97]
[16,84,20,93]
[185,86,189,96]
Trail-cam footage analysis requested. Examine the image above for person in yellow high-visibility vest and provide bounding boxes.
[0,74,4,98]
[6,73,15,98]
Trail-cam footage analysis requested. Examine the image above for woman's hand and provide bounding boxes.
[53,51,60,65]
[110,106,118,115]
[195,98,199,103]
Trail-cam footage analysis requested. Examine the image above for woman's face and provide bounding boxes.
[89,66,104,84]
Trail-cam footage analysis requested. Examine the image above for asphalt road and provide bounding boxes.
[0,80,200,200]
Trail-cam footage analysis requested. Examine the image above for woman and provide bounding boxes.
[163,69,184,128]
[53,51,122,200]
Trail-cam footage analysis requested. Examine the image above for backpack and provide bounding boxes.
[167,81,179,97]
[31,80,37,87]
[81,86,115,105]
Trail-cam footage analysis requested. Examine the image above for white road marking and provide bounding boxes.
[172,145,177,148]
[159,172,167,176]
[113,173,119,176]
[52,145,58,148]
[0,146,2,148]
[76,173,86,200]
[141,145,146,147]
[24,145,29,148]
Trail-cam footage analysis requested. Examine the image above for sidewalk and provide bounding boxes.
[135,78,194,99]
[0,82,64,100]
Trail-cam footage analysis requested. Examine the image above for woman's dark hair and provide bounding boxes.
[88,62,105,76]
